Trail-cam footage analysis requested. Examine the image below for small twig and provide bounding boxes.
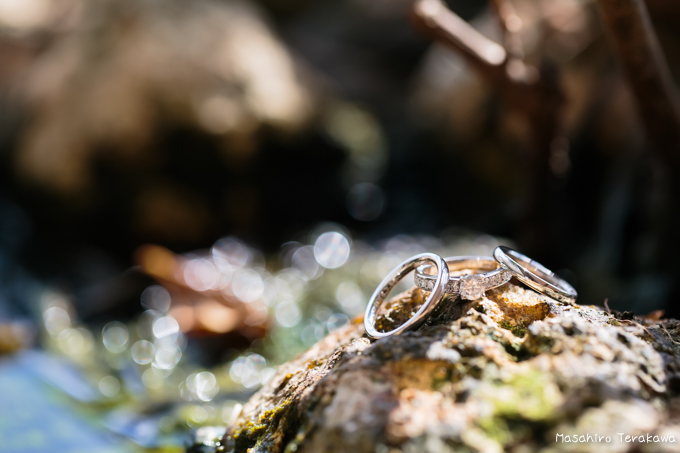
[618,317,680,347]
[604,298,611,314]
[662,324,680,346]
[618,319,654,338]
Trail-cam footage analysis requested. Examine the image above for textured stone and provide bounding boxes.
[213,282,680,453]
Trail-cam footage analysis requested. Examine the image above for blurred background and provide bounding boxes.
[0,0,679,451]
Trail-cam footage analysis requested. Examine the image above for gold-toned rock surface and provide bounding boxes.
[217,282,680,453]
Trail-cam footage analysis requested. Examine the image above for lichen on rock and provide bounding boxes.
[213,282,680,453]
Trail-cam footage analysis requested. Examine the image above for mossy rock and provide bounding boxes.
[213,283,680,453]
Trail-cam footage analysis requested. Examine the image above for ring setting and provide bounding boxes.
[414,256,512,300]
[460,274,490,300]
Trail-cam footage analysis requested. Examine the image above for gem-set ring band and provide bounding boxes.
[414,256,511,300]
[364,247,577,340]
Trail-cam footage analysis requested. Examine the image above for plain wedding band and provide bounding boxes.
[493,246,577,304]
[364,253,449,340]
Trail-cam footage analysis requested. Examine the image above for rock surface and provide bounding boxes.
[216,282,680,453]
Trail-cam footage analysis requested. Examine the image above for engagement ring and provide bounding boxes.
[414,256,511,300]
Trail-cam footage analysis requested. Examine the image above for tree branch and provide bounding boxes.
[597,0,680,169]
[488,0,524,59]
[412,0,507,73]
[412,0,564,253]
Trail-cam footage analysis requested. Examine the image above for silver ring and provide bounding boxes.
[414,256,511,300]
[493,246,577,304]
[364,253,449,340]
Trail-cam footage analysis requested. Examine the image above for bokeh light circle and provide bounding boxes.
[99,376,121,398]
[102,321,129,353]
[131,340,156,365]
[313,232,351,269]
[153,316,180,338]
[141,286,172,313]
[232,269,264,303]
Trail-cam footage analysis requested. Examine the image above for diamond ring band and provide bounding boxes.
[414,256,512,300]
[364,247,577,340]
